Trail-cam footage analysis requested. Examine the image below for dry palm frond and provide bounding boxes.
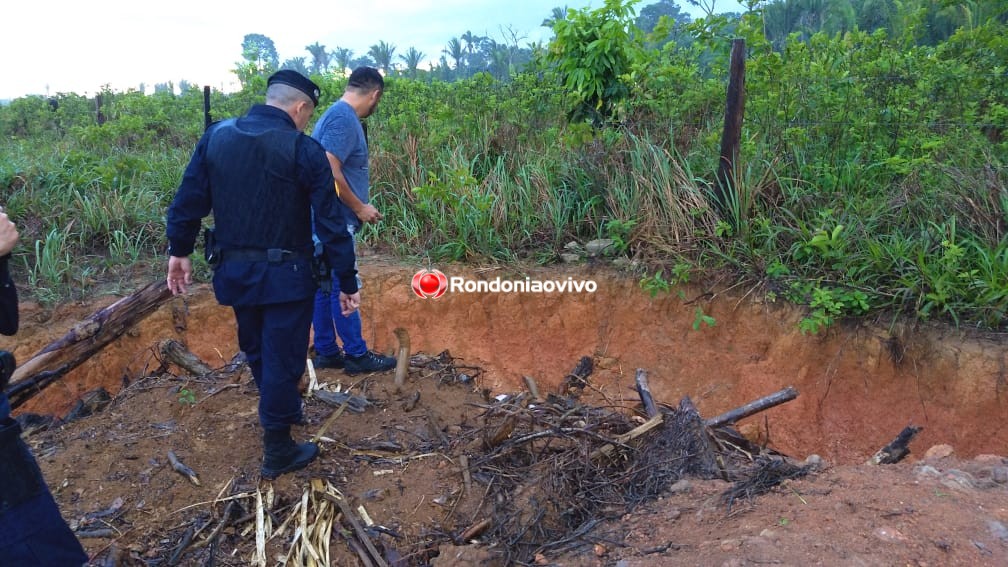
[282,479,345,567]
[252,488,266,567]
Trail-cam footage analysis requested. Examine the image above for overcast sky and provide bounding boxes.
[1,0,746,100]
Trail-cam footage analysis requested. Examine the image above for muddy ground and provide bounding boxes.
[4,254,1007,566]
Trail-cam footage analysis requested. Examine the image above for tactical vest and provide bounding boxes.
[204,119,312,252]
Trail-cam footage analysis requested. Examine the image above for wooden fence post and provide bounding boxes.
[203,86,212,131]
[715,38,747,216]
[95,93,105,125]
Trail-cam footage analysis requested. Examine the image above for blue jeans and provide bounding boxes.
[312,272,367,358]
[312,224,367,358]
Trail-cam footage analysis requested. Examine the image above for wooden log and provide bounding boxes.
[868,425,922,465]
[634,368,659,418]
[703,386,798,428]
[6,280,173,408]
[160,339,214,377]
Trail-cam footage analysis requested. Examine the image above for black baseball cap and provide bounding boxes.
[267,70,321,106]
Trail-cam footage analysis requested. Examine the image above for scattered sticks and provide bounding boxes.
[323,492,388,567]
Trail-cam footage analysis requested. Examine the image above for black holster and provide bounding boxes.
[203,227,219,266]
[312,242,332,294]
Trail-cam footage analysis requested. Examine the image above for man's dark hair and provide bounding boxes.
[347,67,384,92]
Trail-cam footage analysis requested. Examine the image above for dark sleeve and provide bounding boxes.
[166,132,214,257]
[0,255,18,336]
[301,137,358,294]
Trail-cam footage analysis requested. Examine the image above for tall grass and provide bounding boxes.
[0,21,1004,333]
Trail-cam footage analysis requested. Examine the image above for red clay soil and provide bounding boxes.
[3,253,1007,566]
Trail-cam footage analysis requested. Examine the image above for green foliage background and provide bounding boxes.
[0,0,1005,333]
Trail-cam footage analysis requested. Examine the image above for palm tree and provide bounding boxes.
[350,55,376,70]
[305,42,331,75]
[444,37,464,77]
[399,47,425,79]
[280,57,309,76]
[821,0,856,36]
[542,6,568,28]
[436,55,451,81]
[368,40,397,74]
[461,31,478,63]
[489,47,511,81]
[331,47,353,76]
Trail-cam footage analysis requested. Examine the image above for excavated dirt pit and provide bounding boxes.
[3,253,1007,566]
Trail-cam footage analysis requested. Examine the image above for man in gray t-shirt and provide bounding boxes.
[310,67,395,375]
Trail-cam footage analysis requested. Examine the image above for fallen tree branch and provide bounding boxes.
[7,280,173,408]
[459,518,491,542]
[323,493,388,567]
[634,368,659,418]
[196,384,239,406]
[167,523,196,566]
[590,413,664,459]
[191,500,237,551]
[345,537,374,567]
[168,450,200,486]
[75,528,117,539]
[704,386,798,428]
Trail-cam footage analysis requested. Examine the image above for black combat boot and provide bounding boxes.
[261,426,319,480]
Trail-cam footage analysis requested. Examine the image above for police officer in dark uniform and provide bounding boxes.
[165,70,361,479]
[0,209,89,566]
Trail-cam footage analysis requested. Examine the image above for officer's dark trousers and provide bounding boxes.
[0,419,88,567]
[232,298,313,429]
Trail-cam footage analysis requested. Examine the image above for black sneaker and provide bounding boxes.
[344,351,396,375]
[313,351,345,369]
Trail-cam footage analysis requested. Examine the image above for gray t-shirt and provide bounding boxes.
[311,100,368,230]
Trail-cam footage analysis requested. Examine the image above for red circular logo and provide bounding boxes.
[411,269,448,299]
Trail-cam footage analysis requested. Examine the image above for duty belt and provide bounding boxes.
[218,248,309,263]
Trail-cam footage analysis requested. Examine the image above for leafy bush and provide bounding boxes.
[0,2,1004,336]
